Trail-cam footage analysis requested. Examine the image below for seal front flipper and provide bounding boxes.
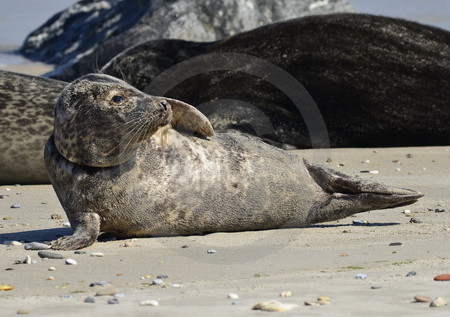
[165,97,215,137]
[303,159,423,224]
[51,213,100,250]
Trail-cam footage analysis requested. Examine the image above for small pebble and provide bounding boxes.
[207,249,217,254]
[123,242,134,247]
[352,220,368,225]
[47,276,55,280]
[228,293,239,300]
[435,208,446,213]
[402,209,411,214]
[361,160,370,164]
[169,283,183,288]
[252,301,299,312]
[181,245,189,248]
[409,218,422,224]
[0,284,14,291]
[65,258,77,265]
[10,204,21,209]
[38,251,63,259]
[318,296,331,305]
[84,296,95,303]
[430,297,447,307]
[360,170,379,174]
[96,287,119,296]
[325,158,332,163]
[414,295,433,303]
[107,298,119,305]
[434,274,450,281]
[90,281,108,287]
[280,291,292,297]
[141,275,152,280]
[395,168,401,171]
[389,242,403,246]
[48,267,56,271]
[60,294,72,299]
[406,271,417,277]
[22,255,32,264]
[371,286,382,290]
[406,153,413,158]
[115,293,125,298]
[355,273,367,279]
[156,275,169,279]
[337,163,344,167]
[90,252,104,257]
[74,251,87,255]
[50,214,62,219]
[140,300,159,306]
[152,279,164,286]
[304,301,320,306]
[24,242,50,250]
[62,222,71,227]
[231,301,241,305]
[16,310,29,315]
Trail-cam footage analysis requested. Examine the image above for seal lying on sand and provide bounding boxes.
[0,71,66,184]
[103,13,450,149]
[44,74,422,250]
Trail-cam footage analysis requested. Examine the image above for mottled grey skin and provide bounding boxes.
[44,74,422,250]
[0,70,66,184]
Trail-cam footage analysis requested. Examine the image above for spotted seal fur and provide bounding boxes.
[44,74,422,250]
[0,70,66,184]
[102,13,450,149]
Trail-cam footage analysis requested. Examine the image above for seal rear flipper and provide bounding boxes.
[51,212,100,250]
[303,159,423,224]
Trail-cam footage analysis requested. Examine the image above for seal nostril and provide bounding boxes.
[160,100,169,110]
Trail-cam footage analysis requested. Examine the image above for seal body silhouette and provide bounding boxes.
[0,70,66,184]
[103,13,450,149]
[44,74,422,250]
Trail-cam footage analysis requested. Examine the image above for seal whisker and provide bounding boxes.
[103,117,150,156]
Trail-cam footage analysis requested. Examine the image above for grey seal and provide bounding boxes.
[102,13,450,149]
[44,74,422,250]
[0,70,66,184]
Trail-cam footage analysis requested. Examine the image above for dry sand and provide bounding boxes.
[1,146,449,316]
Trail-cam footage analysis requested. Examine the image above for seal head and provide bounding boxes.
[53,74,213,167]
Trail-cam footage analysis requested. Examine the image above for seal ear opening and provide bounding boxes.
[165,98,215,138]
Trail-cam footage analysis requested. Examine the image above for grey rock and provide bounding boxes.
[90,281,108,287]
[84,296,95,303]
[10,203,21,208]
[19,0,353,81]
[38,251,64,259]
[107,298,119,304]
[24,242,50,250]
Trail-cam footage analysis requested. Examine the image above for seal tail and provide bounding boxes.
[303,159,423,224]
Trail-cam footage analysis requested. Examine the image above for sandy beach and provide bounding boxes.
[1,146,449,316]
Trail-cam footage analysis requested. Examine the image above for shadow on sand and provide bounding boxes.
[0,228,72,243]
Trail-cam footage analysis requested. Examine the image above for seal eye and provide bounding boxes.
[111,95,124,103]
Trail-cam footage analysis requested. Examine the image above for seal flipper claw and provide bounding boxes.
[51,213,100,250]
[303,159,423,224]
